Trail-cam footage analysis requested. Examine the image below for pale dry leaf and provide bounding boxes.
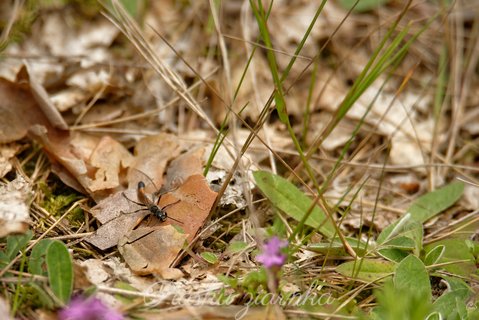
[89,188,140,225]
[320,79,431,166]
[0,144,19,178]
[118,225,187,278]
[81,258,155,296]
[100,257,154,290]
[41,12,118,67]
[66,69,111,92]
[308,112,353,151]
[17,64,68,130]
[50,87,87,112]
[79,259,110,285]
[29,126,133,201]
[86,209,146,251]
[89,136,134,192]
[164,147,205,190]
[0,175,32,237]
[128,133,181,192]
[0,296,12,320]
[206,169,247,208]
[73,262,93,290]
[461,184,479,210]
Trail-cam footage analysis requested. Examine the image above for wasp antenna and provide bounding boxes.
[168,216,183,224]
[122,192,145,207]
[130,168,160,192]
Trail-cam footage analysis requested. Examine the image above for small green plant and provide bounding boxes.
[0,234,73,312]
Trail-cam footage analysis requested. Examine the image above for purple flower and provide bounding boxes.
[59,295,123,320]
[256,236,288,268]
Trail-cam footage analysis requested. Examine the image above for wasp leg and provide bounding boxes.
[131,212,150,230]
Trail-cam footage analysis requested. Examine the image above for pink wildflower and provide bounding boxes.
[59,295,123,320]
[256,236,288,268]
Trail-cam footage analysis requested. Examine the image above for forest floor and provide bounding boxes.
[0,1,479,319]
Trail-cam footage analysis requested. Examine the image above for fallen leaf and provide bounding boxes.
[73,262,93,290]
[0,175,32,237]
[79,259,110,285]
[164,147,205,189]
[86,209,146,251]
[89,136,134,192]
[0,78,52,143]
[156,174,217,243]
[29,126,133,201]
[0,144,19,179]
[88,173,217,251]
[118,225,187,278]
[0,296,12,320]
[128,133,181,192]
[17,64,68,130]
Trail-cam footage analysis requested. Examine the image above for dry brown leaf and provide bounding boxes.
[0,78,52,143]
[29,126,132,201]
[118,225,186,278]
[128,134,181,192]
[0,176,32,237]
[157,174,217,243]
[164,147,205,189]
[88,173,217,252]
[0,76,133,199]
[89,136,134,192]
[17,64,68,130]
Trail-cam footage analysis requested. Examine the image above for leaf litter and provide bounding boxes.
[1,1,479,319]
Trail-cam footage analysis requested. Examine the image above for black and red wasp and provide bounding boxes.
[122,180,182,228]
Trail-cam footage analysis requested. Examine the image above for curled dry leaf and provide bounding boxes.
[88,136,133,192]
[118,225,187,278]
[29,127,133,201]
[0,144,20,179]
[0,176,32,237]
[0,75,134,200]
